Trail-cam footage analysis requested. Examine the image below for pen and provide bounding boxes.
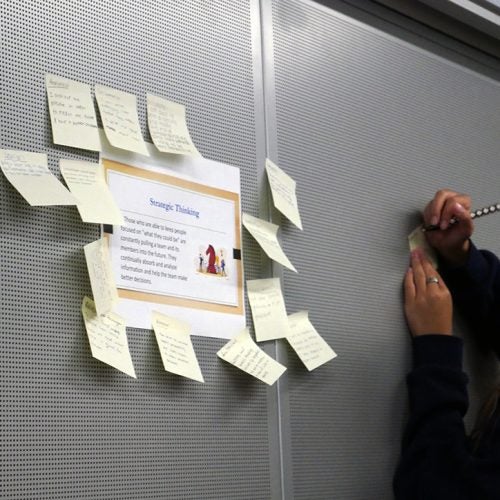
[422,202,500,232]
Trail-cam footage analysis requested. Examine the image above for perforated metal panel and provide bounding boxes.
[4,1,500,499]
[0,1,273,499]
[264,1,500,498]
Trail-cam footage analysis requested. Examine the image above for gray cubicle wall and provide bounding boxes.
[2,1,500,499]
[0,1,276,499]
[262,1,500,498]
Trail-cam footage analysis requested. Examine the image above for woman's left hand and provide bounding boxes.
[404,250,453,337]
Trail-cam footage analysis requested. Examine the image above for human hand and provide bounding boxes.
[423,189,473,266]
[404,250,452,337]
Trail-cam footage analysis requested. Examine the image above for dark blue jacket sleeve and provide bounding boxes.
[439,242,500,358]
[393,335,500,500]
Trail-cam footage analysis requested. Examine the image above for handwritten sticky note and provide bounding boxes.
[408,226,438,268]
[60,159,124,225]
[0,149,77,206]
[242,213,297,272]
[247,278,290,342]
[147,93,199,155]
[265,159,302,230]
[151,312,204,383]
[217,328,286,385]
[95,84,149,156]
[287,311,337,371]
[45,74,101,151]
[81,296,136,378]
[84,238,119,316]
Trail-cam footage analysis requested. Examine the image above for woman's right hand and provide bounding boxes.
[404,250,453,337]
[423,189,473,267]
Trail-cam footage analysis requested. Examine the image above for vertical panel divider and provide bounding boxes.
[259,1,295,499]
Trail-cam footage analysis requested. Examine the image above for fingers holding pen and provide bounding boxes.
[423,189,471,228]
[440,196,472,231]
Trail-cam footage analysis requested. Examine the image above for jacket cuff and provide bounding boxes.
[412,335,463,370]
[440,242,489,284]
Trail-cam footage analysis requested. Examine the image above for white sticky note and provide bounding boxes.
[81,296,136,378]
[287,311,337,371]
[242,213,297,272]
[408,225,438,269]
[151,311,204,383]
[265,159,302,230]
[84,238,119,316]
[95,84,149,156]
[60,159,124,225]
[217,328,286,386]
[45,74,101,151]
[247,278,290,342]
[147,93,200,155]
[0,149,77,206]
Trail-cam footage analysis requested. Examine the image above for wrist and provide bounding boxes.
[440,239,470,267]
[412,335,463,369]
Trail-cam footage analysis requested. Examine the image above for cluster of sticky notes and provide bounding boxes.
[81,296,205,383]
[1,74,199,212]
[241,159,302,273]
[46,73,199,157]
[227,159,337,384]
[220,277,336,380]
[3,72,339,387]
[81,239,205,382]
[0,150,123,225]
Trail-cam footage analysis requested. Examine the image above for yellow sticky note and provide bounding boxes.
[151,312,204,383]
[217,328,286,385]
[247,278,290,342]
[95,84,149,156]
[81,296,136,378]
[265,159,302,230]
[84,239,119,316]
[287,311,337,371]
[45,74,101,151]
[242,212,297,272]
[60,159,124,225]
[147,94,200,155]
[408,225,438,269]
[0,149,76,206]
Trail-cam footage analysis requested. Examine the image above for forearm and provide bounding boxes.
[394,335,470,499]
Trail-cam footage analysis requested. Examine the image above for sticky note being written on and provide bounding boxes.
[242,212,297,272]
[95,84,149,156]
[147,93,200,155]
[265,159,302,230]
[247,278,290,342]
[45,74,101,151]
[408,225,438,269]
[217,328,286,386]
[84,238,119,316]
[60,159,124,225]
[287,311,337,371]
[151,311,204,383]
[81,296,136,378]
[0,149,77,206]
